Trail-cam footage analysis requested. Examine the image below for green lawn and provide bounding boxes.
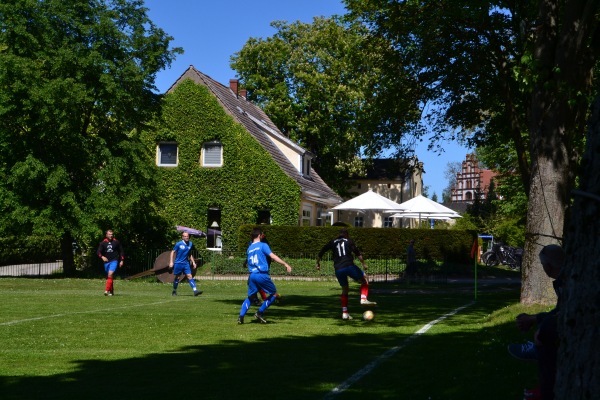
[0,277,548,399]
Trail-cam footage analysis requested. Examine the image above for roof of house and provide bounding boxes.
[168,66,342,206]
[359,158,423,180]
[480,169,498,190]
[442,202,469,214]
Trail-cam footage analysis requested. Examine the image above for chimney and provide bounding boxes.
[229,79,238,96]
[239,88,247,99]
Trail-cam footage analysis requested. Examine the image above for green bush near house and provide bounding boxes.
[237,225,476,263]
[0,236,61,265]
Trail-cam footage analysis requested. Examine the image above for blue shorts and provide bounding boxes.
[104,260,118,274]
[247,273,276,297]
[335,265,365,287]
[173,263,192,276]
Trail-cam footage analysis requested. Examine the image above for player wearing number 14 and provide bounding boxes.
[237,228,292,324]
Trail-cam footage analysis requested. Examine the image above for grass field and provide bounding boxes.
[0,277,549,399]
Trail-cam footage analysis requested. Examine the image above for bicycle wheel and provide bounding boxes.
[482,251,498,267]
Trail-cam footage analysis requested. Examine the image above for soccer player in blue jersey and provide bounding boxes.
[237,228,292,324]
[316,228,376,320]
[97,229,124,296]
[243,231,270,305]
[169,231,202,297]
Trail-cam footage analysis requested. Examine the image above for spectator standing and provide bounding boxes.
[508,244,564,400]
[97,229,124,296]
[238,228,292,324]
[316,228,376,321]
[169,232,202,297]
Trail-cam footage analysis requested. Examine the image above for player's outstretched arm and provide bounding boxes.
[270,253,292,273]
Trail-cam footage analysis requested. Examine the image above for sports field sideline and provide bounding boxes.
[0,277,541,400]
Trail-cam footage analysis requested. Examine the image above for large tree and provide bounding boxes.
[0,0,180,274]
[345,0,599,304]
[231,17,423,194]
[557,85,600,399]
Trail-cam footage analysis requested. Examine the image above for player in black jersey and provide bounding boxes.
[316,228,376,320]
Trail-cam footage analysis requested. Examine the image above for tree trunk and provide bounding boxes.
[555,90,600,399]
[521,149,568,305]
[520,0,596,305]
[61,233,76,277]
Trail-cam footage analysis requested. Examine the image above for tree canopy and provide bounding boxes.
[344,0,599,304]
[0,0,181,274]
[231,16,423,193]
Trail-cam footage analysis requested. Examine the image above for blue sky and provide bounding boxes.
[144,0,469,199]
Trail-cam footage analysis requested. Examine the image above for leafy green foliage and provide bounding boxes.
[141,80,301,251]
[344,0,538,173]
[237,225,476,263]
[231,17,422,193]
[343,0,599,305]
[0,0,181,273]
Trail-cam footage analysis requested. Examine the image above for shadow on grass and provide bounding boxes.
[0,285,534,400]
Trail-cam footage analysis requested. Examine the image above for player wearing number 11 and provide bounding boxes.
[316,228,376,321]
[237,228,292,324]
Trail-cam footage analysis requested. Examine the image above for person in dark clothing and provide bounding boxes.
[316,228,376,320]
[97,229,124,296]
[508,244,564,400]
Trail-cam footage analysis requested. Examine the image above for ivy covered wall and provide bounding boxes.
[141,79,301,251]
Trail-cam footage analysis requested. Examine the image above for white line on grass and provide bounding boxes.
[323,301,475,399]
[0,299,180,326]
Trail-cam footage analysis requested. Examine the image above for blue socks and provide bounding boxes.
[239,298,251,317]
[258,295,276,314]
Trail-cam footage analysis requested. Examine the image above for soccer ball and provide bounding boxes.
[362,310,374,321]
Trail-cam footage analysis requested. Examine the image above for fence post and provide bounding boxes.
[385,258,389,283]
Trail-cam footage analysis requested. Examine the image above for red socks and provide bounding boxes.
[360,282,369,299]
[341,293,348,309]
[105,276,113,292]
[259,289,268,300]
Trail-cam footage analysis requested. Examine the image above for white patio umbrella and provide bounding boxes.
[389,212,457,220]
[332,189,407,212]
[391,195,461,226]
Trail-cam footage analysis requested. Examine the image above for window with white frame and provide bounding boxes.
[324,212,332,226]
[384,216,394,228]
[202,141,223,167]
[158,142,178,166]
[354,216,364,227]
[316,207,332,227]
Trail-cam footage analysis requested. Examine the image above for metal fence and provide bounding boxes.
[0,261,64,277]
[1,250,451,284]
[118,250,448,284]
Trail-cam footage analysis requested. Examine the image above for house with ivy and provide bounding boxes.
[142,66,342,250]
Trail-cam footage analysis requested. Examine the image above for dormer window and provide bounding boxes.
[202,141,223,167]
[300,154,312,177]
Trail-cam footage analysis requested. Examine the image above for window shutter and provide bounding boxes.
[203,142,222,166]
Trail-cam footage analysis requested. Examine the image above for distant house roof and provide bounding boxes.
[168,66,342,206]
